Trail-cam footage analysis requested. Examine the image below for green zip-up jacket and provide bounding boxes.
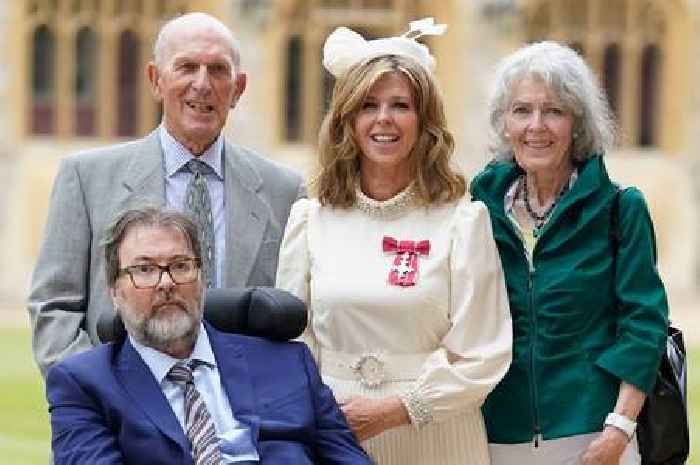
[470,155,668,444]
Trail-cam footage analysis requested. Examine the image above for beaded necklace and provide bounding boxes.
[522,175,569,231]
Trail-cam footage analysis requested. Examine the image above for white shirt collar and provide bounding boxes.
[130,322,217,385]
[159,125,224,180]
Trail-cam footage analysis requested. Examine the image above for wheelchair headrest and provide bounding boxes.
[97,287,307,343]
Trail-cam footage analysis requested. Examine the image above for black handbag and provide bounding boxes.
[636,324,689,465]
[612,189,689,465]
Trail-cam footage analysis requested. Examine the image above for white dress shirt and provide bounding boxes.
[130,324,259,463]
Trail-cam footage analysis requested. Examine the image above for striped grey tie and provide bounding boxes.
[167,361,222,465]
[185,159,216,288]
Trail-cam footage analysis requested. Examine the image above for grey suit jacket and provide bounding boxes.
[28,130,305,376]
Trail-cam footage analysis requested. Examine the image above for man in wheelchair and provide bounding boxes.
[45,206,371,465]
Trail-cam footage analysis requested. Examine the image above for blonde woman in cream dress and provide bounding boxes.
[276,21,512,465]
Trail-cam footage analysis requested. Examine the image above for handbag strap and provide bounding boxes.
[609,186,624,285]
[609,185,624,253]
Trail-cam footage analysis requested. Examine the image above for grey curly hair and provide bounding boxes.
[488,41,616,163]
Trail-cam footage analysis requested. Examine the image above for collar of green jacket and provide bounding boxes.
[470,154,619,247]
[470,154,616,217]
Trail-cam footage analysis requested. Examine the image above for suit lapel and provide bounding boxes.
[207,325,260,444]
[115,339,190,453]
[121,129,166,208]
[222,143,269,287]
[116,135,270,287]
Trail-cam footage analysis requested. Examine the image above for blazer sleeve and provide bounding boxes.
[400,199,513,427]
[275,199,320,360]
[595,187,669,392]
[47,363,125,465]
[300,343,372,465]
[28,158,94,377]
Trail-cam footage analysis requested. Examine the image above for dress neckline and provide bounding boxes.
[354,182,418,219]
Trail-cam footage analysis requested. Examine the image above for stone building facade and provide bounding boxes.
[2,0,699,306]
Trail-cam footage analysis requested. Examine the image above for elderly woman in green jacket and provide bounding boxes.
[470,42,668,465]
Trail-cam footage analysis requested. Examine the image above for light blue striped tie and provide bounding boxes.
[185,159,216,288]
[168,361,222,465]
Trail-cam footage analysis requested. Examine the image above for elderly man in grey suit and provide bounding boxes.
[28,12,305,376]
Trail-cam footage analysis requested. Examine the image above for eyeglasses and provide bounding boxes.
[119,258,201,289]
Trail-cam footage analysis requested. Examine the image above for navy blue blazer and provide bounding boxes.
[46,323,371,465]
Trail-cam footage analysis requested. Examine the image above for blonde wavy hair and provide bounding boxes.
[313,54,465,207]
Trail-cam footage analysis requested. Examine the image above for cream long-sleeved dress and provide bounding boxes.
[275,187,512,465]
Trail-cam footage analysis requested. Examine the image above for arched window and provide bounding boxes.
[117,30,140,137]
[285,35,303,142]
[524,0,669,150]
[75,27,97,136]
[25,0,181,139]
[640,44,660,147]
[603,44,621,117]
[31,25,55,135]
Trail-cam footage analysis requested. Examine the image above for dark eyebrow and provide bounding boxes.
[131,254,192,262]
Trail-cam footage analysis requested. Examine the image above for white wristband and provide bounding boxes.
[604,412,637,439]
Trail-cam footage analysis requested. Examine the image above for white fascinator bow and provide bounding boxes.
[322,17,447,78]
[403,17,448,39]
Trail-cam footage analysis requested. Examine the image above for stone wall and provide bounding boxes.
[2,0,699,309]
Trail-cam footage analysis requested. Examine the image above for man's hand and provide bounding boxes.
[580,427,629,465]
[339,395,409,441]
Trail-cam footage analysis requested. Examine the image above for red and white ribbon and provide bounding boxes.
[382,236,430,287]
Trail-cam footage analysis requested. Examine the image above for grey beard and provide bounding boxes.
[122,304,202,355]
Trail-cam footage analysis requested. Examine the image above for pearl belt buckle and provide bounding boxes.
[350,353,386,389]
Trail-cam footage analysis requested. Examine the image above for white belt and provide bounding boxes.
[321,348,430,389]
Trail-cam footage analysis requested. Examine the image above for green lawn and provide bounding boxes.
[0,326,696,465]
[0,327,50,465]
